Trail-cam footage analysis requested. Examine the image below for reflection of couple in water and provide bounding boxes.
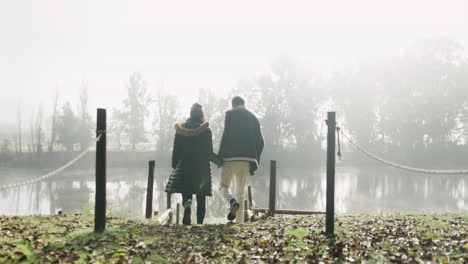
[165,96,264,225]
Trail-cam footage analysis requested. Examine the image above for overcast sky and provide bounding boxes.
[0,0,467,125]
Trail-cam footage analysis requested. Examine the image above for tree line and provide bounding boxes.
[2,37,468,168]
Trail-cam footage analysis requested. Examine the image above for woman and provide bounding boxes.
[165,103,222,225]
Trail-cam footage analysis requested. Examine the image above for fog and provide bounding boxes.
[1,0,467,124]
[1,0,468,217]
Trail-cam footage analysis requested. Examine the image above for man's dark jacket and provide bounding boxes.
[218,106,264,173]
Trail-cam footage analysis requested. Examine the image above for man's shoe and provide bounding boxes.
[182,199,192,225]
[227,199,239,221]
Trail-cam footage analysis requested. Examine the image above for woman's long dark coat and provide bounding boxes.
[165,120,216,196]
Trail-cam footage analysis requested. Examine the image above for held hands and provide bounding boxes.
[249,162,257,176]
[210,152,224,168]
[216,158,224,168]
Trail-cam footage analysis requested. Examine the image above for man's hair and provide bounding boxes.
[232,96,245,106]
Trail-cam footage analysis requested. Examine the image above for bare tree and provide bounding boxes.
[29,110,35,153]
[77,80,92,151]
[17,102,22,156]
[110,109,126,150]
[49,89,59,152]
[35,104,44,154]
[197,88,225,149]
[115,72,151,150]
[56,102,79,152]
[153,89,179,156]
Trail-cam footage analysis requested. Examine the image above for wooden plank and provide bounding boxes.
[253,208,325,215]
[246,209,255,221]
[157,208,173,225]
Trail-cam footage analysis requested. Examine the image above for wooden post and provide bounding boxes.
[95,108,106,233]
[176,203,180,225]
[167,211,173,226]
[268,160,276,217]
[326,112,336,236]
[248,186,253,209]
[145,160,155,219]
[166,192,172,224]
[166,192,172,209]
[244,200,249,222]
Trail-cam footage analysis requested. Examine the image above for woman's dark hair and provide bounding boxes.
[190,103,204,121]
[232,96,245,106]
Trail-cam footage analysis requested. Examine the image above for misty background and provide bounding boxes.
[0,0,467,218]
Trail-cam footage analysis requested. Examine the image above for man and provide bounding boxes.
[218,96,264,223]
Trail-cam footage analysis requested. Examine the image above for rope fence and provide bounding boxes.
[338,128,468,175]
[0,132,105,190]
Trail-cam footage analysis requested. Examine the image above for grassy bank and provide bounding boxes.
[0,214,466,263]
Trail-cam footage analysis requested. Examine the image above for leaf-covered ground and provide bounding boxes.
[0,213,466,263]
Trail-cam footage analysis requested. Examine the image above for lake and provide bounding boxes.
[0,164,466,220]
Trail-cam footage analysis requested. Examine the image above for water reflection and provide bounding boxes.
[0,165,467,217]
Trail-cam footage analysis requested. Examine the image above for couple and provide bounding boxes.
[165,96,264,225]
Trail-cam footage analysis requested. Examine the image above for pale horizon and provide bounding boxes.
[1,0,467,126]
